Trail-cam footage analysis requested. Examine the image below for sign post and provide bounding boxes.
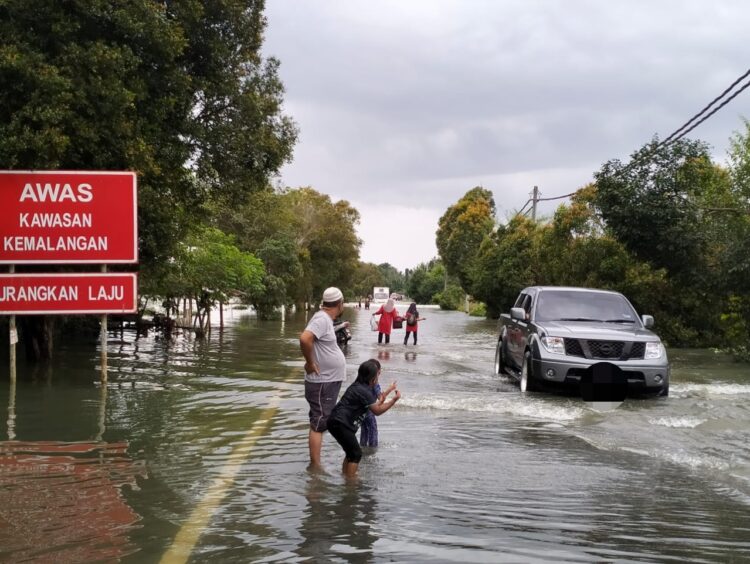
[9,265,16,385]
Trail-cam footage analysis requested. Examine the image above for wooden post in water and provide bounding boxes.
[7,369,16,441]
[100,264,108,382]
[9,265,16,384]
[8,264,17,441]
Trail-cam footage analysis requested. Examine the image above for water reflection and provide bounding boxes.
[298,475,377,563]
[377,350,391,362]
[404,351,417,363]
[0,441,145,561]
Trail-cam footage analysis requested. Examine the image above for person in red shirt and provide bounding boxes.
[403,302,426,345]
[372,298,399,344]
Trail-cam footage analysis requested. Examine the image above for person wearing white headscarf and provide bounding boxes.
[372,298,399,344]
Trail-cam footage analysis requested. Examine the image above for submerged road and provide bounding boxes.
[1,306,749,562]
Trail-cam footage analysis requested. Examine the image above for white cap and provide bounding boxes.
[322,287,344,303]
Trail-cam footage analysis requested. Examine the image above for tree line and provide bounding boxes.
[0,1,373,357]
[0,0,447,359]
[435,123,750,360]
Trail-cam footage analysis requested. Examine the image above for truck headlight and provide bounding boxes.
[541,335,565,354]
[645,341,664,359]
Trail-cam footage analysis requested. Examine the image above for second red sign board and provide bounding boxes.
[0,171,137,264]
[0,273,138,314]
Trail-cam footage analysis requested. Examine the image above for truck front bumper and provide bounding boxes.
[531,354,670,392]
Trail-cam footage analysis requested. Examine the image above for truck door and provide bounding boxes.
[508,293,532,369]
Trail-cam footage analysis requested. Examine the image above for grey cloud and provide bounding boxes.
[265,0,750,217]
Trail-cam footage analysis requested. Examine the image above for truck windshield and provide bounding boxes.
[373,292,389,300]
[535,290,639,324]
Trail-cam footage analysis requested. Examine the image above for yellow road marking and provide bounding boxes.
[160,391,287,564]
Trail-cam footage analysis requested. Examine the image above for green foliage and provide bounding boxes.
[280,188,361,304]
[593,138,716,282]
[434,284,465,311]
[406,259,446,304]
[378,263,406,293]
[0,0,297,280]
[214,186,361,309]
[436,187,496,289]
[720,296,750,356]
[468,301,487,317]
[459,178,727,347]
[180,227,265,330]
[347,262,384,299]
[469,215,539,318]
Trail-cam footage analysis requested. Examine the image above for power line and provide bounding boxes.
[658,68,750,147]
[617,68,750,176]
[537,191,577,202]
[664,77,750,144]
[514,67,750,218]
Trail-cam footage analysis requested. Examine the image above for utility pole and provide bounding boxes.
[531,185,539,222]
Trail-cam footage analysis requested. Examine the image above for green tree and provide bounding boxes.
[377,263,405,293]
[593,138,717,282]
[182,227,265,334]
[407,259,447,304]
[436,187,496,290]
[470,215,540,318]
[0,1,296,357]
[281,188,361,306]
[0,0,296,267]
[347,262,384,300]
[252,236,302,319]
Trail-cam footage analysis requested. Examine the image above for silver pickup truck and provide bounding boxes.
[494,286,670,396]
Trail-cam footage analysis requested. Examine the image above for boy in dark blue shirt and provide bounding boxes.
[327,359,400,476]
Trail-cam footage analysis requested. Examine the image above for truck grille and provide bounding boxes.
[565,339,585,357]
[629,342,645,359]
[587,340,624,358]
[564,339,646,360]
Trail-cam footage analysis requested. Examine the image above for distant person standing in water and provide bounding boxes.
[373,298,399,344]
[299,287,346,469]
[327,359,400,476]
[364,295,371,310]
[403,302,425,345]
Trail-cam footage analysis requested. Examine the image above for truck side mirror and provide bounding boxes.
[641,315,654,328]
[511,307,526,321]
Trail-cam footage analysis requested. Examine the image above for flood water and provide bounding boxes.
[2,307,750,562]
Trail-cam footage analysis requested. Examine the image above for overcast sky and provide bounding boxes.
[263,1,750,271]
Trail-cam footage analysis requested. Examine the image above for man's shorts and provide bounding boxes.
[305,380,343,432]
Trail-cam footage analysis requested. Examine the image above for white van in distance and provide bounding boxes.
[372,287,390,305]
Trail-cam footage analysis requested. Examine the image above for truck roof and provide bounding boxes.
[523,286,623,295]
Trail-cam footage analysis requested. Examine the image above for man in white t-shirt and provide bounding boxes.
[299,287,346,468]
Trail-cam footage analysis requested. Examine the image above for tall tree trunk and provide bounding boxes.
[219,301,224,329]
[20,316,54,361]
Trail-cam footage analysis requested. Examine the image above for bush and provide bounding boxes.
[468,302,487,317]
[435,285,464,311]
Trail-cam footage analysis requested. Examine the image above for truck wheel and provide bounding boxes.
[520,350,538,392]
[494,339,506,375]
